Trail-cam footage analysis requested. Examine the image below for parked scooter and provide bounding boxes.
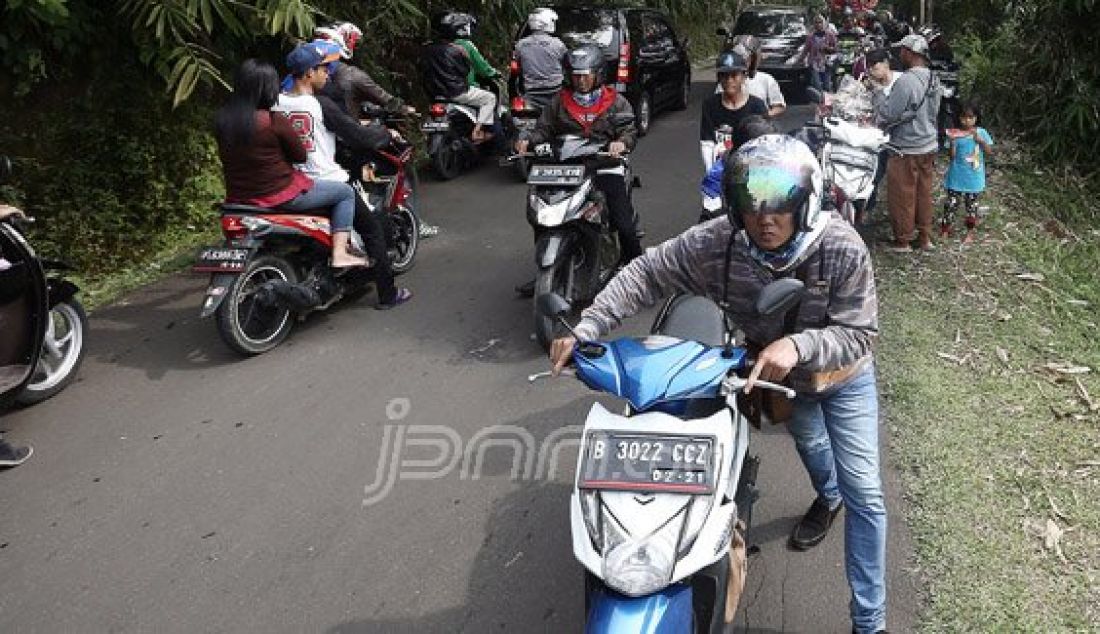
[531,278,803,632]
[421,78,507,180]
[800,87,888,225]
[0,156,87,406]
[509,135,637,350]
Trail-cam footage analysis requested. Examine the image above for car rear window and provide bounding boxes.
[553,8,619,53]
[734,12,807,38]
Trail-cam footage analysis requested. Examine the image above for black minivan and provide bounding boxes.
[508,6,692,136]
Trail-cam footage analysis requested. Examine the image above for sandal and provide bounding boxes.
[376,287,413,310]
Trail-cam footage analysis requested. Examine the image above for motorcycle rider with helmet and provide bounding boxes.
[315,22,415,117]
[513,8,567,109]
[515,44,644,269]
[421,12,500,144]
[549,134,887,634]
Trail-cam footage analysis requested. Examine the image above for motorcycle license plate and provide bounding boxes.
[421,121,450,132]
[193,246,251,273]
[527,164,585,186]
[578,431,716,494]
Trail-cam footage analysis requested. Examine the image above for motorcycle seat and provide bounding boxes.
[219,203,328,218]
[652,294,727,348]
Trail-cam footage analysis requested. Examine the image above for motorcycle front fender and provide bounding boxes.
[535,231,578,270]
[46,278,79,308]
[199,273,238,319]
[584,583,694,634]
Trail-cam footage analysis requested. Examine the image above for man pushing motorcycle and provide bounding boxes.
[514,43,643,296]
[548,135,889,634]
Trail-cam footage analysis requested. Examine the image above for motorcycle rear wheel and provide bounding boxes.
[432,135,462,180]
[16,298,87,405]
[216,255,296,356]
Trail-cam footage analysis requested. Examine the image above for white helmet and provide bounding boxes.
[314,22,363,60]
[527,8,558,34]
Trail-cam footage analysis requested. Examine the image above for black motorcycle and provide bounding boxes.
[510,136,637,350]
[421,78,507,180]
[0,156,87,406]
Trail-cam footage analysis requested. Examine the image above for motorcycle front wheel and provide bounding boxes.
[215,255,296,356]
[389,204,419,274]
[16,298,87,405]
[533,254,576,351]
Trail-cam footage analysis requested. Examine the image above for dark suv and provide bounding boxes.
[509,6,692,136]
[719,5,811,98]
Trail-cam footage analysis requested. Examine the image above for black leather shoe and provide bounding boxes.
[515,279,535,298]
[789,497,843,551]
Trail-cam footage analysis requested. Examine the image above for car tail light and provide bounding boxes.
[429,103,447,118]
[511,96,526,111]
[617,43,631,83]
[221,215,248,240]
[509,58,520,76]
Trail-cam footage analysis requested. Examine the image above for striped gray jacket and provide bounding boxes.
[574,214,878,393]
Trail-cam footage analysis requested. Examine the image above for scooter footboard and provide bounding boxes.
[584,583,693,634]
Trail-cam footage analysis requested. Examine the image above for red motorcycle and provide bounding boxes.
[194,206,378,355]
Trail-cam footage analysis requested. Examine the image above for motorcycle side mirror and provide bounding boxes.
[755,278,805,317]
[0,156,11,184]
[805,87,824,104]
[536,293,572,319]
[715,27,729,37]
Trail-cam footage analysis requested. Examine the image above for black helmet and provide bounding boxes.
[433,11,475,40]
[564,44,605,84]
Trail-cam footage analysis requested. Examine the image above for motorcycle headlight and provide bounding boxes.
[579,489,602,552]
[601,507,684,597]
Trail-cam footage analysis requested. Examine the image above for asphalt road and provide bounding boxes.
[0,76,918,633]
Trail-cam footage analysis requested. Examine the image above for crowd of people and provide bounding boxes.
[4,8,995,633]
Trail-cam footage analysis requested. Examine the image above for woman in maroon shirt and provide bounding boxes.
[214,59,368,268]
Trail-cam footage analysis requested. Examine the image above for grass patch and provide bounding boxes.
[73,225,218,312]
[873,142,1099,630]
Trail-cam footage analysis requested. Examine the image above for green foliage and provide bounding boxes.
[913,0,1100,172]
[0,67,223,275]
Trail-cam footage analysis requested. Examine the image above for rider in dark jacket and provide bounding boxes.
[515,44,643,273]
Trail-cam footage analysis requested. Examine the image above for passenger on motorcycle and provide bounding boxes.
[700,49,767,171]
[422,12,499,143]
[314,21,415,117]
[719,36,786,119]
[276,42,413,308]
[214,57,367,269]
[515,43,644,265]
[514,8,567,108]
[550,134,886,634]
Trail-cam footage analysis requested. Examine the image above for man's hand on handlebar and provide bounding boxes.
[743,337,799,394]
[608,141,627,158]
[388,128,406,144]
[550,336,577,376]
[514,139,530,156]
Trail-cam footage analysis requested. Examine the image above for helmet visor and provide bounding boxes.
[728,162,812,217]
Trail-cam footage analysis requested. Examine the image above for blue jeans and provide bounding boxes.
[281,179,356,231]
[809,67,833,93]
[787,365,886,633]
